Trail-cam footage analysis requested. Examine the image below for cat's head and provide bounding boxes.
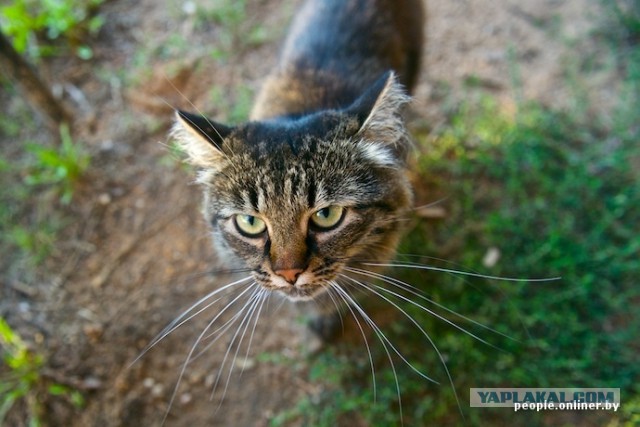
[172,72,413,301]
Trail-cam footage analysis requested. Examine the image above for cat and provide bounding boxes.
[152,3,561,421]
[171,0,425,341]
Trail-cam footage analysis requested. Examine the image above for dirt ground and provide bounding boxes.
[1,0,608,426]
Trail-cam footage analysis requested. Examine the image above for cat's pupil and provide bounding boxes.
[310,205,344,229]
[235,214,267,236]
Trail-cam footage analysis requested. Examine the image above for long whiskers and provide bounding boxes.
[329,282,405,425]
[328,281,377,402]
[240,288,271,376]
[386,255,539,341]
[411,197,449,212]
[133,275,254,366]
[161,281,258,425]
[339,274,464,420]
[345,267,516,345]
[321,284,346,333]
[212,287,267,408]
[361,262,561,282]
[189,289,263,363]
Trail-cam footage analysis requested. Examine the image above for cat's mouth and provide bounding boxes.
[255,273,329,301]
[277,285,326,302]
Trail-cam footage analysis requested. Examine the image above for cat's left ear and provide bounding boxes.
[346,71,412,162]
[171,110,234,167]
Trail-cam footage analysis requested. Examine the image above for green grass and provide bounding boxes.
[209,83,254,123]
[197,0,271,61]
[0,318,84,426]
[598,0,640,50]
[24,124,90,205]
[0,100,84,425]
[0,121,90,265]
[161,0,273,64]
[0,0,104,60]
[411,95,638,425]
[272,4,640,426]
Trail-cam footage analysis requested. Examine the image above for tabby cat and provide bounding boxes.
[171,0,425,338]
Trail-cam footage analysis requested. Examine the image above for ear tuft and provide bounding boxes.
[346,71,412,162]
[170,110,233,167]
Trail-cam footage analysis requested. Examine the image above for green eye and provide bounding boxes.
[310,206,345,230]
[234,214,267,237]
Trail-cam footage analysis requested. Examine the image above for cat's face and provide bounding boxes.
[173,72,413,301]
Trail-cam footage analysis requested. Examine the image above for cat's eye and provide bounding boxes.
[234,214,267,237]
[310,206,345,230]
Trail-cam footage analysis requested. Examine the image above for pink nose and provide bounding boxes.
[275,268,303,284]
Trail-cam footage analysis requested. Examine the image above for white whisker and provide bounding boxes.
[161,282,257,424]
[329,281,377,402]
[341,274,464,419]
[239,289,270,376]
[387,256,536,341]
[362,262,561,282]
[411,196,450,211]
[345,267,516,345]
[133,276,253,367]
[211,287,265,405]
[330,282,405,425]
[336,277,438,384]
[319,283,346,333]
[224,287,265,382]
[190,289,263,363]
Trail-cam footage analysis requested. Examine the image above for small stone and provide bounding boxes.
[183,1,196,15]
[98,193,112,205]
[234,357,256,370]
[204,374,216,388]
[187,371,204,385]
[482,247,501,268]
[151,383,164,398]
[99,140,115,151]
[115,375,130,392]
[83,376,103,390]
[34,332,44,344]
[83,324,104,342]
[179,393,192,405]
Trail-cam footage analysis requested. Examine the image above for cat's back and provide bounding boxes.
[251,0,424,120]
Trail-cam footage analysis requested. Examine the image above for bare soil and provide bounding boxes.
[0,0,609,426]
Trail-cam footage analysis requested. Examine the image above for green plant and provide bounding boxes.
[192,0,271,62]
[0,317,44,425]
[25,123,90,204]
[0,157,57,265]
[0,121,89,266]
[0,318,84,426]
[599,0,640,48]
[0,0,104,60]
[209,83,254,123]
[7,224,57,265]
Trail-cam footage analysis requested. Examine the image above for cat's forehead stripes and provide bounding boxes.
[228,137,380,214]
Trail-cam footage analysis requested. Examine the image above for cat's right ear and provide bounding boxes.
[345,71,412,162]
[171,110,233,167]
